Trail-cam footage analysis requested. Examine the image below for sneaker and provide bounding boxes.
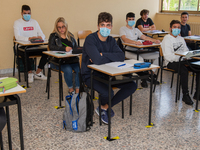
[95,107,109,124]
[147,75,160,85]
[34,72,47,80]
[193,92,200,100]
[28,73,34,83]
[182,93,194,105]
[141,79,148,88]
[68,91,75,96]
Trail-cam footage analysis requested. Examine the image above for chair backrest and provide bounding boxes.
[77,30,92,47]
[117,38,125,53]
[159,47,164,57]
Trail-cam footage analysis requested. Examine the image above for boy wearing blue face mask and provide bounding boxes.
[13,5,47,83]
[162,20,200,105]
[120,12,160,88]
[81,12,137,124]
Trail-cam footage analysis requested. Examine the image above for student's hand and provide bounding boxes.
[135,41,142,45]
[89,59,93,63]
[37,36,43,40]
[28,36,37,41]
[154,40,160,44]
[100,53,103,56]
[65,47,72,52]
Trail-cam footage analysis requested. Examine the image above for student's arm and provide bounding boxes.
[188,31,191,36]
[48,33,66,51]
[140,34,160,44]
[13,21,29,41]
[35,21,45,40]
[84,36,124,65]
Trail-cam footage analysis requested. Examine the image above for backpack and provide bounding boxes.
[63,74,94,132]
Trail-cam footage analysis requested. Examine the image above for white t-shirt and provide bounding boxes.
[13,18,45,41]
[119,26,143,43]
[161,34,189,65]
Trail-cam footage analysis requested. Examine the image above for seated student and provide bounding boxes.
[161,20,200,105]
[119,12,160,87]
[81,12,137,124]
[48,17,80,94]
[135,9,156,32]
[13,5,47,83]
[180,11,195,50]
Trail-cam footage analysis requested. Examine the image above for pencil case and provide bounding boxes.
[0,77,18,93]
[142,41,153,45]
[134,62,151,69]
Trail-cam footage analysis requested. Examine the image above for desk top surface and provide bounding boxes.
[0,77,26,97]
[88,59,160,76]
[110,34,120,38]
[143,30,169,35]
[184,35,200,41]
[14,39,48,46]
[43,51,81,58]
[123,42,161,48]
[175,50,200,60]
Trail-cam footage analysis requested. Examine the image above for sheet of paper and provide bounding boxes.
[105,62,133,69]
[185,36,200,39]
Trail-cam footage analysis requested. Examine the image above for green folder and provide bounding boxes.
[0,77,18,93]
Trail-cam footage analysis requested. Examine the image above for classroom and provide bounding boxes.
[1,0,200,149]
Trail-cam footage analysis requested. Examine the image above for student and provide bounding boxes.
[13,5,47,83]
[135,9,156,32]
[119,12,160,87]
[180,12,195,50]
[81,12,137,124]
[48,17,80,94]
[161,20,200,105]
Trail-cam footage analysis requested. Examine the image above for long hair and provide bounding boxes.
[53,17,73,41]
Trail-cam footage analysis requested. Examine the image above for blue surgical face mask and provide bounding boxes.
[128,20,135,27]
[172,28,181,36]
[99,27,111,37]
[23,14,31,21]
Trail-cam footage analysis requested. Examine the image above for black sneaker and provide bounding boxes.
[141,79,148,88]
[147,75,160,85]
[182,93,194,105]
[193,92,200,100]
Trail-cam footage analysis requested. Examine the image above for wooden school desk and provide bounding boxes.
[143,30,169,38]
[43,51,81,107]
[0,77,26,150]
[184,35,200,49]
[14,40,48,88]
[88,59,160,141]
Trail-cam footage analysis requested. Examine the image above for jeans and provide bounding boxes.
[85,77,137,107]
[51,63,80,89]
[0,107,6,132]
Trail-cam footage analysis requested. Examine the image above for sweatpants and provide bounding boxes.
[85,77,137,107]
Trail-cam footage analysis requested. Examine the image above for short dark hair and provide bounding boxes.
[21,5,31,12]
[98,12,113,25]
[170,20,181,28]
[140,9,149,16]
[126,12,135,20]
[181,11,189,17]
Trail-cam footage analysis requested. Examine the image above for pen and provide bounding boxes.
[118,63,126,67]
[62,42,68,47]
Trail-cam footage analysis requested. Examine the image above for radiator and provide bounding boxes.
[188,22,200,35]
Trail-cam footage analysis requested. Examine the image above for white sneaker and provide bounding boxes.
[28,73,34,83]
[34,72,47,80]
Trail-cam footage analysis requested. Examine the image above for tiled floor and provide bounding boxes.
[1,71,200,150]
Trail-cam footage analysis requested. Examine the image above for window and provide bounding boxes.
[162,0,200,12]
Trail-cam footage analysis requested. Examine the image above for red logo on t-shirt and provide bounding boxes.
[144,24,150,28]
[23,27,34,31]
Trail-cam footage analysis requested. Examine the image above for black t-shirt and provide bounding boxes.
[180,24,191,37]
[61,38,73,48]
[135,18,154,28]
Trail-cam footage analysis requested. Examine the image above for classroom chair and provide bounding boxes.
[77,30,92,47]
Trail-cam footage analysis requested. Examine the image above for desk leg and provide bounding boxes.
[0,131,3,150]
[5,106,12,150]
[175,57,182,103]
[107,76,112,140]
[195,74,200,111]
[148,70,153,126]
[59,59,62,107]
[24,47,29,88]
[90,70,94,126]
[16,95,24,150]
[16,45,21,82]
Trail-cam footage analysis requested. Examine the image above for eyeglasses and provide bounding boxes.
[57,26,66,30]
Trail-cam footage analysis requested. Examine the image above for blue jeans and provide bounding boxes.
[51,63,80,89]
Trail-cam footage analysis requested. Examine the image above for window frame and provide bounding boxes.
[161,0,200,14]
